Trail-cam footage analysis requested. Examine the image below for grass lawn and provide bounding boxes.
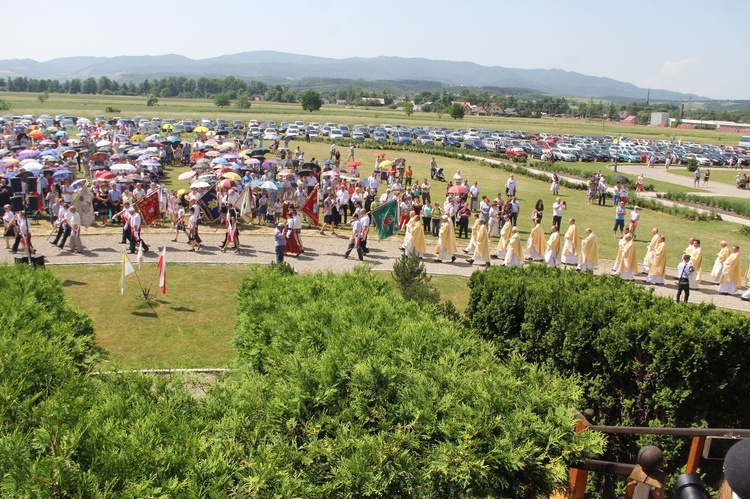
[49,264,247,369]
[48,263,471,369]
[664,167,749,187]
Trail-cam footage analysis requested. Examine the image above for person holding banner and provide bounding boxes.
[187,199,202,252]
[11,211,34,255]
[128,207,149,254]
[66,205,83,253]
[220,205,240,254]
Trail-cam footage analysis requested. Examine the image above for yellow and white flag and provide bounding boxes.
[120,252,136,295]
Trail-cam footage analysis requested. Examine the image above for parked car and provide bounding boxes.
[351,130,365,141]
[416,134,434,146]
[442,136,461,147]
[392,130,412,144]
[373,130,388,142]
[505,146,527,158]
[464,139,486,151]
[330,128,344,140]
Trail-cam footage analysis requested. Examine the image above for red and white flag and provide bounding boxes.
[300,185,319,227]
[157,247,167,294]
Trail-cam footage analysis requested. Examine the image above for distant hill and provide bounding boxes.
[0,50,705,101]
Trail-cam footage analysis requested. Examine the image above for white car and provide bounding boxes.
[263,128,279,141]
[330,128,344,140]
[285,126,299,138]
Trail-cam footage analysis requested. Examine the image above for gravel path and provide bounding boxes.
[7,222,749,313]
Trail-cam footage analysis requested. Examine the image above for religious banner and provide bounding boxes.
[72,185,95,227]
[299,185,319,227]
[134,191,161,227]
[198,187,221,222]
[370,200,399,240]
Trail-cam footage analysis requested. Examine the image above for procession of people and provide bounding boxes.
[2,116,750,305]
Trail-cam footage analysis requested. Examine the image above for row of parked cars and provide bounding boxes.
[7,113,750,166]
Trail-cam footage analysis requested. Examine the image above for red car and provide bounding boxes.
[506,146,528,158]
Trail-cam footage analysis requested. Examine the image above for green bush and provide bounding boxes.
[104,105,120,113]
[223,266,603,497]
[658,192,750,218]
[466,266,750,485]
[391,253,440,304]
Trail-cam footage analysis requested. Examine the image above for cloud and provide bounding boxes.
[643,58,699,90]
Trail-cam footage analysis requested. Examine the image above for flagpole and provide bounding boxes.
[131,244,151,301]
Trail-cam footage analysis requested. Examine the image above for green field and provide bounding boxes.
[2,90,746,145]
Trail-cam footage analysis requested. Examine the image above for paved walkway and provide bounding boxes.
[6,223,750,313]
[614,164,749,199]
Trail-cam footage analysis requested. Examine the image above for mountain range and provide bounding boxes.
[0,51,703,101]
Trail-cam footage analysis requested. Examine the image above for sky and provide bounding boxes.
[3,0,748,100]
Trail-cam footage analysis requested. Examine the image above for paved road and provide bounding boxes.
[6,223,749,313]
[614,164,750,198]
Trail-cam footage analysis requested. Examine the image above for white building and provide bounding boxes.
[650,112,670,127]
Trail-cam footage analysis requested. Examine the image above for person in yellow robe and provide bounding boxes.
[526,220,545,261]
[494,214,512,259]
[642,228,660,273]
[544,225,560,267]
[688,239,703,289]
[561,218,580,266]
[577,228,599,271]
[710,240,730,283]
[612,228,631,272]
[742,261,750,301]
[718,244,741,295]
[646,235,667,285]
[435,214,458,263]
[462,214,481,255]
[616,233,637,281]
[467,219,491,267]
[504,227,523,267]
[403,211,427,258]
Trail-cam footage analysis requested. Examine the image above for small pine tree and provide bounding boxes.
[391,253,440,304]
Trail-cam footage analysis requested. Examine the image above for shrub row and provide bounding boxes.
[466,265,750,484]
[658,191,750,218]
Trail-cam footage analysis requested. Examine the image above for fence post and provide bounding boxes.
[685,436,705,474]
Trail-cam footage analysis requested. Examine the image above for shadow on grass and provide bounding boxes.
[170,306,196,312]
[62,279,87,287]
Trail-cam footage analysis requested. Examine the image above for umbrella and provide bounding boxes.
[194,126,209,133]
[166,135,181,142]
[613,174,630,184]
[219,179,237,189]
[448,185,467,194]
[178,171,196,180]
[52,170,71,180]
[249,148,269,155]
[297,169,313,177]
[96,139,111,148]
[346,161,362,167]
[205,150,220,157]
[192,163,210,171]
[323,159,334,165]
[216,130,229,136]
[18,149,39,160]
[211,157,228,164]
[323,170,340,177]
[222,172,242,181]
[2,157,19,165]
[278,181,294,189]
[278,168,295,175]
[177,189,188,196]
[39,139,56,146]
[140,158,161,166]
[302,162,321,173]
[223,153,240,160]
[96,171,117,180]
[110,163,136,173]
[91,152,109,162]
[162,124,174,131]
[70,179,88,189]
[245,158,261,166]
[130,134,145,142]
[262,160,277,169]
[61,150,78,159]
[380,160,392,169]
[190,180,211,189]
[260,180,278,191]
[375,152,387,157]
[29,130,45,139]
[55,130,68,137]
[21,161,44,171]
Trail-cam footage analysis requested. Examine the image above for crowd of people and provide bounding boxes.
[2,117,750,303]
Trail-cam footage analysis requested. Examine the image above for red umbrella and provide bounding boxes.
[375,152,386,157]
[346,161,361,167]
[448,185,467,194]
[219,179,238,189]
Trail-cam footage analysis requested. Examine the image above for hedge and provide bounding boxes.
[466,265,750,485]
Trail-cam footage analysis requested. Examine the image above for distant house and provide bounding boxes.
[650,112,670,127]
[620,115,639,125]
[362,97,386,105]
[488,103,504,116]
[504,108,519,116]
[472,106,488,116]
[618,110,629,120]
[322,98,330,105]
[335,99,347,105]
[452,101,473,113]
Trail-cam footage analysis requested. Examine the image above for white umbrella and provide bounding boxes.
[21,161,44,171]
[177,171,196,180]
[96,139,111,148]
[260,181,278,191]
[110,163,136,173]
[190,180,211,189]
[322,170,340,177]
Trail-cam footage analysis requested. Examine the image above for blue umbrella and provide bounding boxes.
[55,130,68,137]
[211,157,228,164]
[166,136,181,143]
[250,179,263,188]
[52,170,72,180]
[39,149,58,157]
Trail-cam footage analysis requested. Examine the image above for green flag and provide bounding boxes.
[371,200,399,240]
